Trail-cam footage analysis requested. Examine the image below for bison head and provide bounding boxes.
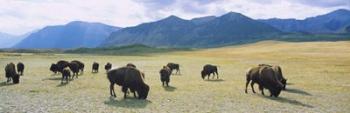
[138,84,150,99]
[201,71,206,79]
[281,78,287,90]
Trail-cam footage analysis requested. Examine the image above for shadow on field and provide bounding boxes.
[104,97,151,108]
[263,96,314,108]
[56,82,69,87]
[42,77,62,81]
[163,86,177,92]
[205,79,224,82]
[0,81,16,87]
[285,88,312,96]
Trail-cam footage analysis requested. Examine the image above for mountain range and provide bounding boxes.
[259,9,350,34]
[103,12,281,47]
[14,21,120,49]
[3,9,350,49]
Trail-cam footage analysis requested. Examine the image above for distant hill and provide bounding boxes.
[0,32,27,48]
[260,9,350,34]
[14,21,120,49]
[102,12,281,48]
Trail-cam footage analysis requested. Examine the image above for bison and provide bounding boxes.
[57,60,70,73]
[61,68,71,84]
[69,62,80,79]
[245,66,283,97]
[201,64,219,80]
[160,66,171,86]
[107,67,149,99]
[17,62,24,75]
[71,60,84,74]
[50,63,58,74]
[258,64,287,90]
[92,62,99,73]
[167,63,180,75]
[5,63,20,84]
[105,62,112,72]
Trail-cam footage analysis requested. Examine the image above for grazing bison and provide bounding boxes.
[201,64,219,80]
[50,63,58,74]
[69,62,80,79]
[61,68,71,84]
[126,63,136,68]
[107,67,149,99]
[92,62,99,73]
[17,62,24,75]
[167,63,180,75]
[245,66,283,97]
[5,63,20,84]
[105,62,112,72]
[160,66,171,86]
[258,64,287,90]
[57,60,70,73]
[71,60,84,74]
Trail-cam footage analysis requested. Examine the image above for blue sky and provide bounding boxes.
[0,0,349,35]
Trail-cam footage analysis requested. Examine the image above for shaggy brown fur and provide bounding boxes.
[167,63,180,74]
[105,62,112,72]
[71,60,84,74]
[50,63,58,74]
[5,63,20,84]
[92,62,99,73]
[69,62,80,79]
[201,64,218,80]
[56,60,70,73]
[160,66,171,86]
[245,66,283,97]
[17,62,24,75]
[107,67,149,99]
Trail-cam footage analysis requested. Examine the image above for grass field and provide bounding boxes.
[0,41,349,113]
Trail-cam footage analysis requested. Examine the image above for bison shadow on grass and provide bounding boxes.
[260,95,314,108]
[104,97,151,108]
[284,88,312,96]
[163,86,177,92]
[0,81,16,87]
[205,79,224,82]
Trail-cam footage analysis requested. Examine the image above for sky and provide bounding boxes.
[0,0,349,35]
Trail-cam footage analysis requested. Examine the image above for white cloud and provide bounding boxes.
[0,0,348,35]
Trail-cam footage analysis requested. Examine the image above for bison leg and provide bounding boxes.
[245,79,250,93]
[122,87,128,99]
[259,85,265,95]
[110,83,116,97]
[250,82,256,93]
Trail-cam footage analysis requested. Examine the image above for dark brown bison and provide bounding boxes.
[258,64,287,90]
[17,62,24,75]
[105,62,112,72]
[126,63,136,68]
[92,62,99,73]
[71,60,84,74]
[107,67,149,99]
[160,66,171,86]
[57,60,70,73]
[201,64,219,80]
[50,63,58,74]
[61,68,71,84]
[167,63,180,75]
[245,66,283,97]
[69,62,80,79]
[5,63,20,84]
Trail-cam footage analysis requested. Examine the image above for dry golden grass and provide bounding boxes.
[0,41,349,113]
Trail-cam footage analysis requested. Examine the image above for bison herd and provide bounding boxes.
[4,60,289,100]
